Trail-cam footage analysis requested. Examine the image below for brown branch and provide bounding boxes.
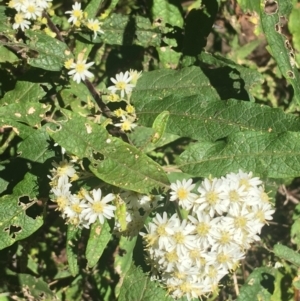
[42,12,65,43]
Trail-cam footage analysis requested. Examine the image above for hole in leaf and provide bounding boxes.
[275,23,281,33]
[9,225,22,239]
[285,40,292,51]
[264,0,278,14]
[92,151,104,161]
[18,195,31,206]
[287,71,295,78]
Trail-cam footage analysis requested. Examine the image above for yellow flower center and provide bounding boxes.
[165,250,178,263]
[156,224,167,236]
[261,192,269,202]
[92,202,104,213]
[219,231,231,245]
[15,13,24,24]
[56,196,68,211]
[173,231,185,244]
[177,188,188,200]
[27,5,35,13]
[121,120,132,131]
[229,190,239,202]
[73,10,83,18]
[239,179,250,190]
[196,222,209,236]
[116,81,127,90]
[75,63,86,73]
[217,252,230,264]
[234,216,247,228]
[71,203,82,214]
[206,191,218,204]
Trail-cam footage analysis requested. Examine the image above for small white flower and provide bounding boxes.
[140,212,178,251]
[86,18,104,39]
[195,178,229,217]
[50,159,76,181]
[13,13,31,31]
[108,71,135,98]
[68,58,94,84]
[129,69,142,85]
[65,1,83,25]
[63,194,86,221]
[169,178,197,210]
[35,0,52,9]
[21,0,43,20]
[81,188,116,225]
[114,116,137,132]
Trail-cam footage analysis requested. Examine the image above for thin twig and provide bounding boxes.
[233,271,240,296]
[42,12,65,43]
[278,184,300,205]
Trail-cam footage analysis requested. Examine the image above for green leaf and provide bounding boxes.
[0,6,14,34]
[178,131,300,178]
[18,274,56,299]
[128,126,179,153]
[66,225,81,277]
[0,173,43,250]
[0,45,19,63]
[114,236,137,297]
[152,0,183,27]
[86,220,112,268]
[0,102,50,127]
[288,3,300,66]
[198,52,264,97]
[84,0,105,18]
[18,126,54,163]
[80,14,161,47]
[118,263,174,301]
[260,0,300,107]
[237,267,275,301]
[132,67,220,102]
[273,244,300,267]
[292,204,300,248]
[151,110,170,144]
[135,95,300,142]
[47,112,169,193]
[0,81,46,105]
[25,30,71,71]
[236,0,260,12]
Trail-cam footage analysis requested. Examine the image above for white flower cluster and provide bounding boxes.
[9,0,52,31]
[114,190,163,237]
[49,159,116,228]
[65,2,104,40]
[106,70,142,132]
[140,170,275,300]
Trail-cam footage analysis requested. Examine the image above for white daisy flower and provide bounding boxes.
[140,212,177,251]
[21,0,43,20]
[188,212,215,249]
[195,178,229,217]
[13,13,31,31]
[86,18,104,39]
[65,1,83,25]
[49,159,76,181]
[169,219,196,256]
[114,115,137,132]
[169,178,197,210]
[68,58,94,84]
[129,69,142,85]
[226,170,262,191]
[63,194,86,221]
[81,188,116,225]
[35,0,52,9]
[108,71,135,98]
